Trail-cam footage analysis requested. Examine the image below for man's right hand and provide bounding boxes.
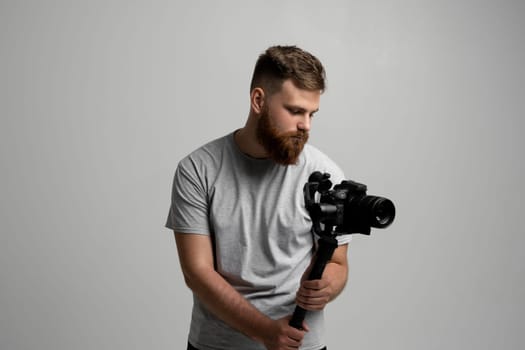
[261,316,309,350]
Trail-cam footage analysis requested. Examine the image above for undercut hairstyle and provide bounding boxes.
[249,45,326,95]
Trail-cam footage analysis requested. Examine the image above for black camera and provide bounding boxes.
[304,171,396,236]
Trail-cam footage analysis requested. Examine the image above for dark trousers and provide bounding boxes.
[188,342,327,350]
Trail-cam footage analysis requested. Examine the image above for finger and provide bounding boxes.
[302,279,329,290]
[284,317,307,340]
[286,330,306,347]
[296,294,330,310]
[288,327,307,340]
[296,301,326,311]
[285,338,302,349]
[297,286,330,299]
[297,293,329,304]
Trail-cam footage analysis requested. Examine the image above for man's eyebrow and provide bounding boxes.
[284,104,319,114]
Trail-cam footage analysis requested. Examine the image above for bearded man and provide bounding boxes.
[166,45,351,350]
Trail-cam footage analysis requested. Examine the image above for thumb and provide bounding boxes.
[301,321,310,332]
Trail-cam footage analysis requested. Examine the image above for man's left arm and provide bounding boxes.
[295,244,349,311]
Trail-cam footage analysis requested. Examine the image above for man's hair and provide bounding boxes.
[249,45,326,95]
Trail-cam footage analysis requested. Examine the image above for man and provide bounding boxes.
[166,45,351,350]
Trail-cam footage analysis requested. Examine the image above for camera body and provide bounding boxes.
[304,172,396,236]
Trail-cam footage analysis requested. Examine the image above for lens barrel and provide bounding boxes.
[361,195,396,228]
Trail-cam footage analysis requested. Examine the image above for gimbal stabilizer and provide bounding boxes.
[289,172,396,329]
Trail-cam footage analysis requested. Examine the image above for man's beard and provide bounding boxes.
[255,107,309,165]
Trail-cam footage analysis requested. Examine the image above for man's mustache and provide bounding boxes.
[281,130,309,142]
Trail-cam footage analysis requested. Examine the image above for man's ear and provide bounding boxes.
[250,87,265,114]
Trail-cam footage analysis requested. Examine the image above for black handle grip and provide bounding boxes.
[289,236,338,329]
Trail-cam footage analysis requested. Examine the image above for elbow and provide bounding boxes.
[180,265,214,292]
[181,268,200,291]
[181,271,194,290]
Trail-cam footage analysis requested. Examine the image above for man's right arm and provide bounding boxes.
[174,232,307,350]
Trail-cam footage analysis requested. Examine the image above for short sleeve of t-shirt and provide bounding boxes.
[165,157,210,235]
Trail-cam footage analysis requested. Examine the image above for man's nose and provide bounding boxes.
[297,115,311,132]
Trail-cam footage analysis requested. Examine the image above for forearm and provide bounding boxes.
[323,260,349,302]
[184,267,273,343]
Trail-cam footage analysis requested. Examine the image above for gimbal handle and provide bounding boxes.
[289,235,339,329]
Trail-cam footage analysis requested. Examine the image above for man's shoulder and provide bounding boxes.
[302,143,345,181]
[302,143,337,166]
[181,133,231,165]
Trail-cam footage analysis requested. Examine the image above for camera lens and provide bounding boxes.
[365,196,396,228]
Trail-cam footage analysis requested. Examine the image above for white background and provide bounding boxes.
[1,0,524,349]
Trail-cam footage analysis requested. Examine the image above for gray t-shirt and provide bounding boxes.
[166,131,351,350]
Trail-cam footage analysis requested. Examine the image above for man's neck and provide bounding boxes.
[234,126,268,159]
